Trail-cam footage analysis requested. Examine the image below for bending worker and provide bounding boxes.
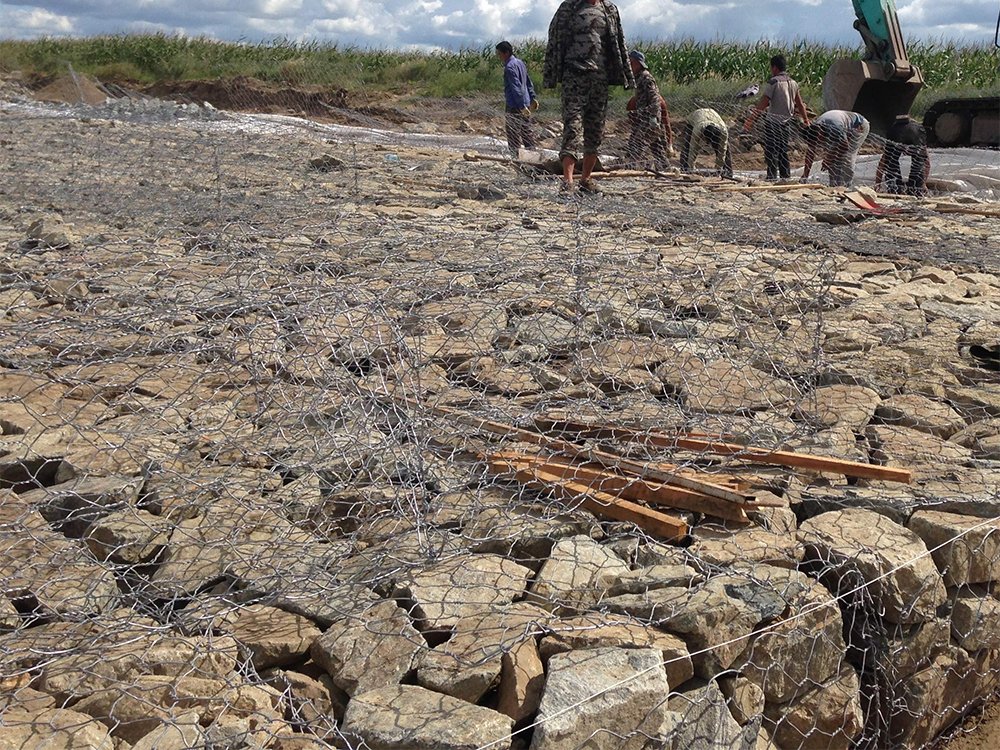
[680,108,733,178]
[876,115,930,195]
[625,50,673,171]
[802,109,870,187]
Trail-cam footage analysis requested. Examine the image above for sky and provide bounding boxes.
[1,0,997,48]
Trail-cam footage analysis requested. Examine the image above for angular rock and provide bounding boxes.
[666,679,757,750]
[794,385,880,430]
[764,667,864,750]
[718,674,765,726]
[311,599,424,696]
[875,394,966,438]
[417,603,552,703]
[735,566,847,703]
[908,510,1000,586]
[226,603,322,670]
[880,618,951,681]
[666,359,797,414]
[540,613,694,689]
[605,564,702,596]
[528,535,630,611]
[466,508,598,568]
[866,425,972,479]
[260,665,347,732]
[0,706,119,749]
[343,684,514,750]
[689,526,804,570]
[798,509,946,625]
[531,647,670,750]
[131,712,206,750]
[950,590,1000,651]
[499,638,545,722]
[514,313,583,351]
[396,553,532,631]
[949,419,1000,460]
[84,508,171,564]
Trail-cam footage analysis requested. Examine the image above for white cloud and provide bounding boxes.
[1,0,996,46]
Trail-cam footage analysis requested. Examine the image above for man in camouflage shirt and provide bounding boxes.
[625,50,672,171]
[544,0,634,192]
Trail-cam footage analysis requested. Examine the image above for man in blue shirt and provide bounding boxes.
[496,41,538,156]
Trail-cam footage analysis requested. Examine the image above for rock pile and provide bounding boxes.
[1,104,999,750]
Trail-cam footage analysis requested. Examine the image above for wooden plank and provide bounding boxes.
[666,433,912,483]
[490,455,749,523]
[713,182,826,193]
[493,463,688,541]
[932,203,1000,219]
[537,416,911,484]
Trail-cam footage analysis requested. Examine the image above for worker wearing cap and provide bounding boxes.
[544,0,634,193]
[680,108,733,178]
[742,54,810,180]
[625,50,673,172]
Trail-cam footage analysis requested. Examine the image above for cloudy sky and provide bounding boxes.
[2,0,997,47]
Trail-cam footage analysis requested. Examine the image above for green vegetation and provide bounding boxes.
[1,34,996,112]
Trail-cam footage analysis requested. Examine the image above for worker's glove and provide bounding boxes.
[520,107,532,118]
[529,99,539,112]
[666,145,678,159]
[647,116,659,129]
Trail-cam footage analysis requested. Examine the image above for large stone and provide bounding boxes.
[950,590,1000,651]
[528,535,630,611]
[72,674,282,744]
[764,667,864,750]
[514,313,583,351]
[794,385,880,430]
[666,679,757,750]
[311,599,424,696]
[417,603,552,703]
[879,619,951,681]
[664,359,797,414]
[735,566,847,703]
[689,526,804,570]
[84,507,172,564]
[395,553,532,632]
[908,510,1000,586]
[949,419,1000,460]
[260,665,347,734]
[875,394,966,438]
[866,425,972,479]
[225,604,322,670]
[540,613,694,689]
[0,706,119,749]
[798,509,946,625]
[498,638,545,722]
[530,647,671,750]
[130,712,206,750]
[718,674,765,726]
[890,647,983,748]
[342,684,514,750]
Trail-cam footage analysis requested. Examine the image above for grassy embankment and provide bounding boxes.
[0,34,996,114]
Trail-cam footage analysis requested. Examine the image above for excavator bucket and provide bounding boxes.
[822,59,924,136]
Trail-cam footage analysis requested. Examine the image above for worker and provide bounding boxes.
[876,115,930,195]
[625,50,673,171]
[496,41,538,157]
[802,109,870,187]
[742,54,810,180]
[544,0,634,193]
[680,108,733,178]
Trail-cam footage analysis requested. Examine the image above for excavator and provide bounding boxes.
[822,0,999,147]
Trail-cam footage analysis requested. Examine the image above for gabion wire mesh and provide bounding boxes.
[1,64,999,750]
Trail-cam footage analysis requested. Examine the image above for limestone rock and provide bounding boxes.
[866,425,972,479]
[0,706,119,749]
[949,419,1000,460]
[498,638,545,722]
[794,385,880,430]
[530,647,670,750]
[719,674,765,726]
[664,359,797,414]
[226,604,322,670]
[667,679,757,750]
[764,667,864,750]
[689,526,804,570]
[131,712,206,750]
[605,564,702,595]
[84,508,171,564]
[311,599,424,696]
[735,566,847,703]
[541,613,693,689]
[417,603,552,703]
[514,313,583,351]
[875,394,966,438]
[908,510,1000,586]
[396,553,532,632]
[528,535,630,611]
[342,684,514,750]
[260,665,347,732]
[950,590,1000,651]
[798,509,946,625]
